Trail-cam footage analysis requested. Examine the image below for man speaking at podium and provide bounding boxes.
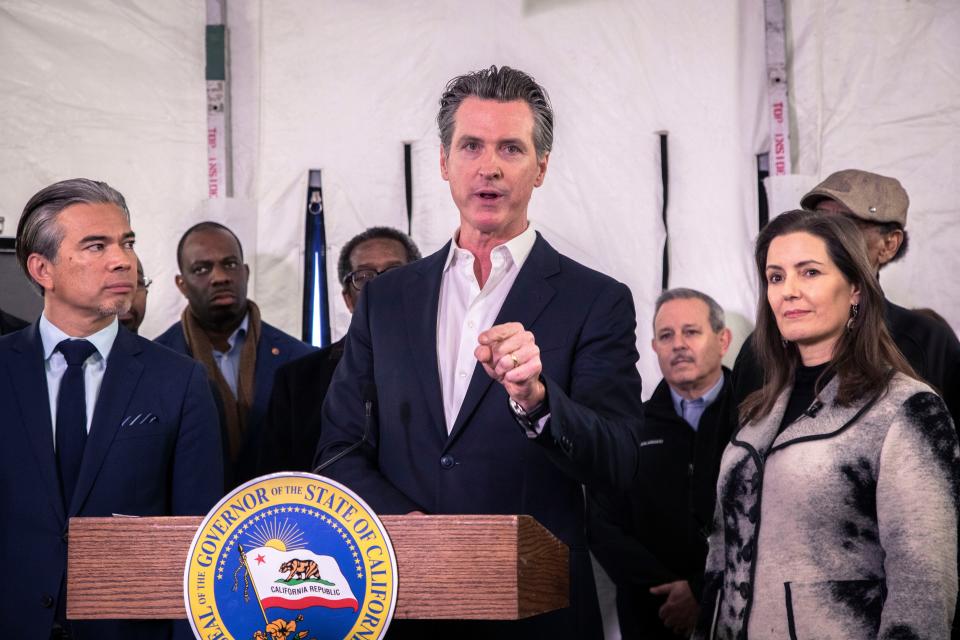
[316,66,644,639]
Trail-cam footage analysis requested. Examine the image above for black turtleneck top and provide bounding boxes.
[779,361,832,433]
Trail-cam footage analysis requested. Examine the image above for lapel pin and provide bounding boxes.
[271,347,280,355]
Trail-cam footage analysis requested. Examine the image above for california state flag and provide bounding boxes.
[246,546,359,612]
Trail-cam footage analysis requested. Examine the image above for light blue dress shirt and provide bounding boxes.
[40,314,119,443]
[669,372,725,431]
[212,313,249,398]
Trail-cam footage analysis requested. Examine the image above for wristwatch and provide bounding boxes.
[509,386,550,430]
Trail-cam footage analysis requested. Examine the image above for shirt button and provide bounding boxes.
[467,321,474,329]
[458,371,467,378]
[440,455,455,469]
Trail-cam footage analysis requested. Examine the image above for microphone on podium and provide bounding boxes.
[313,383,376,475]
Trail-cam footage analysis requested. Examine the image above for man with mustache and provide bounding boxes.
[0,178,223,639]
[157,221,314,488]
[588,288,734,639]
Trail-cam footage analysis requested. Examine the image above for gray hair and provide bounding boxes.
[437,65,554,159]
[653,288,726,333]
[16,178,130,293]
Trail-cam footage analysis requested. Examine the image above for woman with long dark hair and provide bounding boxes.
[696,210,958,639]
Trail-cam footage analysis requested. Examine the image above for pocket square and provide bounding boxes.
[121,413,160,427]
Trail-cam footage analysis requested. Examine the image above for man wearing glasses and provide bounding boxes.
[258,227,421,474]
[119,258,150,334]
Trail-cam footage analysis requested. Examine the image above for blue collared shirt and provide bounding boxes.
[40,314,119,442]
[669,372,725,431]
[213,313,249,398]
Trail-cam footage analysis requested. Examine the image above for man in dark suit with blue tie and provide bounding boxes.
[316,66,644,639]
[0,178,224,639]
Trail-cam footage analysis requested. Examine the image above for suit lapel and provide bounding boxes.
[447,235,559,444]
[70,328,144,515]
[253,326,277,420]
[402,246,448,439]
[8,324,65,523]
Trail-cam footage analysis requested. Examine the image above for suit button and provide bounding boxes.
[41,594,54,608]
[747,507,759,524]
[741,542,753,561]
[738,582,751,599]
[439,455,455,469]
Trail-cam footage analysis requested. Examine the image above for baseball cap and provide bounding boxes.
[800,169,908,226]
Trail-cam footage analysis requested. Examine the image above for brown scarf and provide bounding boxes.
[181,300,262,462]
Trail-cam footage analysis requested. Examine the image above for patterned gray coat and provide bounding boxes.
[695,372,959,639]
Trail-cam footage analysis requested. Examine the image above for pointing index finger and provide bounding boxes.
[477,322,524,345]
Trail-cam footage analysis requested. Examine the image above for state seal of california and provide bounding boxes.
[184,473,397,640]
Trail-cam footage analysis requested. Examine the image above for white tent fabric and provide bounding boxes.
[782,0,960,326]
[1,2,959,639]
[6,0,956,391]
[2,2,957,369]
[0,0,208,338]
[247,0,766,392]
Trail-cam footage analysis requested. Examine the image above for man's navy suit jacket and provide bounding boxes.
[156,318,315,488]
[258,338,344,474]
[316,234,644,639]
[0,323,223,639]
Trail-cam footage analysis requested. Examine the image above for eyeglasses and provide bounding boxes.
[343,267,398,292]
[137,277,153,291]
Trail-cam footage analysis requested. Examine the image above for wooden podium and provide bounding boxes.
[66,514,569,621]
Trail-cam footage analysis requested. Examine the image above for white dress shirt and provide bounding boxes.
[437,224,537,433]
[40,314,119,442]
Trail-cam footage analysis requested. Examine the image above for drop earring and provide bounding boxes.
[847,303,860,330]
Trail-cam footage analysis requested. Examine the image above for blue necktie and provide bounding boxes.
[55,339,97,510]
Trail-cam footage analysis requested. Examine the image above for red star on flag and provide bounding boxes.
[255,554,266,565]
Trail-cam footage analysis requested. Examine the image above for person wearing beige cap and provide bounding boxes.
[798,170,959,427]
[799,169,909,272]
